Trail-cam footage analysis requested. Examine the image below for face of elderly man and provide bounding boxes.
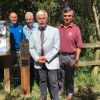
[25,12,33,27]
[37,13,48,28]
[63,11,74,26]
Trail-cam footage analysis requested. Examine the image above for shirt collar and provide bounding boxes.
[60,23,74,29]
[25,23,37,30]
[9,22,18,28]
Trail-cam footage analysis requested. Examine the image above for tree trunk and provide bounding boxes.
[92,0,100,40]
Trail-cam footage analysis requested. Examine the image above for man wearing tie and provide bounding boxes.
[29,10,60,100]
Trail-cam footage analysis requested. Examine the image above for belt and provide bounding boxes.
[60,52,76,55]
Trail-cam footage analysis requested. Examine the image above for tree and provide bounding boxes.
[0,0,99,42]
[92,0,100,40]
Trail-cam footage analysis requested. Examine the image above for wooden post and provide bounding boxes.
[0,21,10,93]
[91,47,100,77]
[2,55,11,93]
[20,39,30,95]
[4,67,10,93]
[4,21,11,93]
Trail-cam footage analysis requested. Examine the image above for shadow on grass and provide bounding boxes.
[74,85,100,100]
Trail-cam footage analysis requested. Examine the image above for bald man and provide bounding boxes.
[9,12,24,86]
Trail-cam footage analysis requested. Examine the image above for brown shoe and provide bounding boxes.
[67,95,73,100]
[59,91,65,96]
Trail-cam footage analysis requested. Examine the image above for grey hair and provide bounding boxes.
[25,12,33,19]
[62,7,74,16]
[36,10,48,19]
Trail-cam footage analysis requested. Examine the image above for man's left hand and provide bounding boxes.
[72,59,78,68]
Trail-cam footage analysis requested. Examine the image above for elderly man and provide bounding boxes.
[23,12,38,86]
[29,10,60,100]
[23,12,38,40]
[58,7,83,100]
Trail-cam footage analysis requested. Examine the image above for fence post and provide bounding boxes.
[91,47,100,77]
[20,39,30,95]
[4,67,10,93]
[0,21,11,93]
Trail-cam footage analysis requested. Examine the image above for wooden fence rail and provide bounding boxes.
[78,42,100,66]
[78,60,100,66]
[82,42,100,48]
[78,42,100,78]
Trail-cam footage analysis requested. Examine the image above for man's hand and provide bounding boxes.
[17,51,21,57]
[38,56,47,64]
[72,59,78,68]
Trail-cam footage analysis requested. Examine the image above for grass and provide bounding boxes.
[0,79,99,100]
[0,70,100,100]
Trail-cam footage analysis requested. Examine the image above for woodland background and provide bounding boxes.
[0,0,100,100]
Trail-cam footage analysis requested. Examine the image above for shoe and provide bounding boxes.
[67,95,73,100]
[59,90,65,96]
[38,96,47,100]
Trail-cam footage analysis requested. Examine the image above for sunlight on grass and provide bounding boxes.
[0,73,99,100]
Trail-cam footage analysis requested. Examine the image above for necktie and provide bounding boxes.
[40,30,44,56]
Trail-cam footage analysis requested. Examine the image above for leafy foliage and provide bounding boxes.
[0,0,99,42]
[0,0,99,99]
[74,16,96,43]
[75,67,95,87]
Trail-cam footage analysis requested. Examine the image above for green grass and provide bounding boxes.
[0,71,100,100]
[0,80,99,100]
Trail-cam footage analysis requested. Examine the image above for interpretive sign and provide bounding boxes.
[0,21,10,56]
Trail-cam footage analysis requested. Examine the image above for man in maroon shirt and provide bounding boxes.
[58,7,83,100]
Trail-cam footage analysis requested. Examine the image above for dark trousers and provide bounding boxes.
[38,66,59,100]
[30,57,39,86]
[58,67,65,93]
[30,57,35,85]
[59,53,76,94]
[10,51,21,86]
[65,65,75,94]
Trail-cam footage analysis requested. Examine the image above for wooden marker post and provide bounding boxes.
[91,47,100,77]
[20,39,30,95]
[0,21,10,93]
[4,60,10,93]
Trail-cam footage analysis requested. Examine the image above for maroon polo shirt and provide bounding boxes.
[58,23,83,53]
